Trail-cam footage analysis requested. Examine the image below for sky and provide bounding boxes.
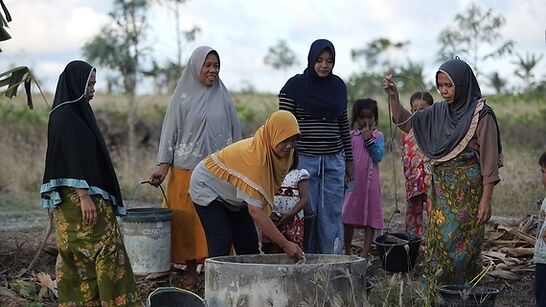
[0,0,544,96]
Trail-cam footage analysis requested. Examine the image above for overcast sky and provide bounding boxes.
[0,0,544,96]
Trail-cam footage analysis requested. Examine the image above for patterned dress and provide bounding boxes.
[55,188,142,306]
[262,169,309,250]
[400,132,432,237]
[423,149,484,288]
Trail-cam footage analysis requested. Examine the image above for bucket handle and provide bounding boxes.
[126,180,170,209]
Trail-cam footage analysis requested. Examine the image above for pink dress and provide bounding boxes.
[342,129,384,229]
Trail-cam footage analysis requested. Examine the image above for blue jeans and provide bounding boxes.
[299,152,345,254]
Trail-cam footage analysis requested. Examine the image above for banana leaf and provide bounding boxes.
[0,0,11,42]
[0,66,48,109]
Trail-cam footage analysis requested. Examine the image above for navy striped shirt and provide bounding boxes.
[278,92,353,161]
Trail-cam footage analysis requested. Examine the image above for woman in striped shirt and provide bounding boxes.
[278,39,353,254]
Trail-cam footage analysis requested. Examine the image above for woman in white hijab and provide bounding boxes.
[149,46,242,289]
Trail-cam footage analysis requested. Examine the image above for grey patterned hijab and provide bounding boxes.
[411,59,481,159]
[156,46,242,169]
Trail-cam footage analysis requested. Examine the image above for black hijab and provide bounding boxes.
[411,59,484,159]
[42,60,123,207]
[280,39,347,119]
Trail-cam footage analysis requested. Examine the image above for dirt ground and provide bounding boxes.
[0,217,536,306]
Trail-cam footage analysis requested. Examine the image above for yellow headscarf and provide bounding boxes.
[203,110,300,213]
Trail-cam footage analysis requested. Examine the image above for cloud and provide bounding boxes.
[4,1,108,53]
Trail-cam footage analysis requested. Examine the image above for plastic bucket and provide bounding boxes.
[437,285,500,307]
[120,181,172,275]
[148,287,206,307]
[120,208,172,274]
[373,232,423,272]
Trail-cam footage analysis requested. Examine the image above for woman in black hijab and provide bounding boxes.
[383,58,502,293]
[279,39,353,255]
[40,60,141,306]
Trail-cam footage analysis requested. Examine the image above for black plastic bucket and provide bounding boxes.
[373,232,423,272]
[437,285,499,307]
[366,281,373,296]
[147,287,206,307]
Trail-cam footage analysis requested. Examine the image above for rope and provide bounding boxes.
[384,75,427,232]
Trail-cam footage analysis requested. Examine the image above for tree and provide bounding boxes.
[351,38,409,73]
[512,52,544,92]
[436,3,514,78]
[83,0,150,166]
[263,40,299,78]
[487,72,506,95]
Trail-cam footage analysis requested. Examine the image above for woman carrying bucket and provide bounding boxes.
[382,58,502,292]
[189,111,305,261]
[149,46,242,289]
[40,60,142,306]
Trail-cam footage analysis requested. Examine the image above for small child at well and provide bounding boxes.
[262,150,309,253]
[342,98,384,258]
[534,152,546,307]
[400,91,434,237]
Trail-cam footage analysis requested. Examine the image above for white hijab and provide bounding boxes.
[156,46,242,169]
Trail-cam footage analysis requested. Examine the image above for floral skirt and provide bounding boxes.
[54,187,142,306]
[262,213,304,252]
[423,150,484,289]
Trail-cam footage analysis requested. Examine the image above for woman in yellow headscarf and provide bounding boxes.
[189,110,305,260]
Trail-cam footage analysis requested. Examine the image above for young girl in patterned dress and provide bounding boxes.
[342,99,384,259]
[262,150,310,253]
[400,92,433,237]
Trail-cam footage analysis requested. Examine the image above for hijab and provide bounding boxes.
[203,110,300,213]
[280,39,347,119]
[411,59,484,160]
[156,46,241,169]
[42,60,123,207]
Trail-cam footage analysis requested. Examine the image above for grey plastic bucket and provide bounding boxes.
[205,254,368,307]
[120,208,172,275]
[437,285,500,307]
[120,181,172,275]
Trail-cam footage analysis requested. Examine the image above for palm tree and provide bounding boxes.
[513,52,544,92]
[487,72,506,95]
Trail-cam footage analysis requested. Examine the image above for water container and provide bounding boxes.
[437,285,500,307]
[148,287,206,307]
[373,232,423,272]
[120,181,172,275]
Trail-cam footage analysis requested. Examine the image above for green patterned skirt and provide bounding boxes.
[54,187,142,306]
[423,149,485,289]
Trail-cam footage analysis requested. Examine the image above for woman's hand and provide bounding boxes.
[477,183,494,225]
[79,194,97,225]
[382,75,398,96]
[149,163,170,186]
[280,241,305,261]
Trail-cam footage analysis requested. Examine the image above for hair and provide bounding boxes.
[409,91,434,107]
[351,98,378,128]
[539,152,546,168]
[290,148,299,171]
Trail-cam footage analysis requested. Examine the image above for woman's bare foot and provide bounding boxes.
[181,260,198,291]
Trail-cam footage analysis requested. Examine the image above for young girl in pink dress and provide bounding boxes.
[262,151,310,253]
[400,92,434,237]
[343,99,384,258]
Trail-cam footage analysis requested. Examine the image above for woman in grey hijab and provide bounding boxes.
[149,46,242,289]
[382,58,502,294]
